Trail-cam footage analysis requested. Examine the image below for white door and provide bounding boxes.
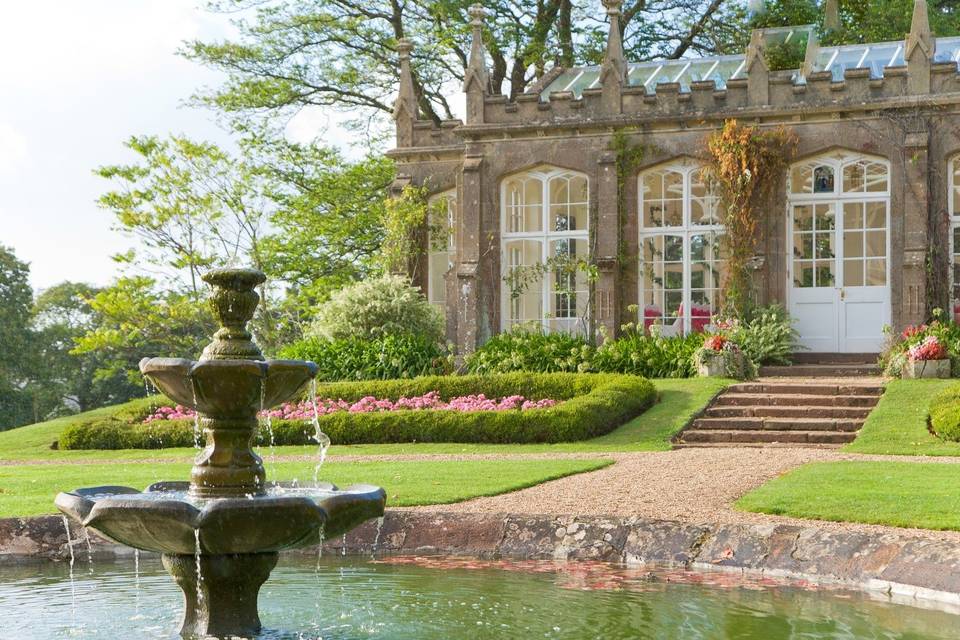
[788,200,889,353]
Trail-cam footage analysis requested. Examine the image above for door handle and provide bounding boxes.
[840,288,845,301]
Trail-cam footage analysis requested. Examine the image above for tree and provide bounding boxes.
[183,0,742,132]
[72,277,216,388]
[0,245,35,429]
[96,135,271,295]
[31,282,141,416]
[254,139,396,310]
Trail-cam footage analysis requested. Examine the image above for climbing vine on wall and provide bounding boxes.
[703,120,798,318]
[381,184,447,278]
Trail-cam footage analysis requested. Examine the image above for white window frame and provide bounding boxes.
[499,166,590,333]
[949,155,960,322]
[638,158,725,336]
[786,152,891,292]
[427,189,457,308]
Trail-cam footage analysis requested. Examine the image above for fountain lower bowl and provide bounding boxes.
[55,482,386,555]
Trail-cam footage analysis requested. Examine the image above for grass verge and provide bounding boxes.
[0,458,613,518]
[0,378,730,462]
[843,379,960,456]
[736,460,960,531]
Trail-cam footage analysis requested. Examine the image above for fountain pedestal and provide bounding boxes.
[163,552,278,639]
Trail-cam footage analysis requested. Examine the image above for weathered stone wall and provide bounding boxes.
[6,513,960,606]
[393,103,960,352]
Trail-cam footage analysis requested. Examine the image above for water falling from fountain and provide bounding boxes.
[81,526,94,572]
[309,380,331,483]
[61,516,76,616]
[315,523,326,573]
[134,549,141,616]
[190,377,201,450]
[260,378,276,472]
[371,516,385,558]
[194,529,204,606]
[341,534,347,557]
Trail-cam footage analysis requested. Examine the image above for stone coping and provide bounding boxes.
[4,512,960,608]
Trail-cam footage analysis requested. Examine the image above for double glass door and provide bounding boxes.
[788,199,889,352]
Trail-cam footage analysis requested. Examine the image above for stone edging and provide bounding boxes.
[4,512,960,607]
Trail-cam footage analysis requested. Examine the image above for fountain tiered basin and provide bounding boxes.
[55,267,386,639]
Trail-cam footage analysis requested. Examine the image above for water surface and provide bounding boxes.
[1,555,958,639]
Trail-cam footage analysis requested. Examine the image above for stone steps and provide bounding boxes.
[692,417,863,432]
[675,378,885,448]
[679,429,857,445]
[759,363,881,377]
[705,405,872,419]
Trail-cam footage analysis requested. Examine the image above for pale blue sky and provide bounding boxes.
[0,1,351,290]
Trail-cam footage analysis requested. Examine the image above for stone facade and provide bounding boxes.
[390,0,960,356]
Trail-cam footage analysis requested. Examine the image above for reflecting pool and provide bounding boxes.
[2,555,958,639]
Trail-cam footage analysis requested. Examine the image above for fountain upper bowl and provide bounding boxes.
[56,482,386,555]
[139,358,319,416]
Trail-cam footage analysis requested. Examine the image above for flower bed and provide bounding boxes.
[144,393,557,423]
[881,311,960,378]
[59,373,656,449]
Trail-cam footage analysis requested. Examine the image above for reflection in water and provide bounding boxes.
[1,556,958,639]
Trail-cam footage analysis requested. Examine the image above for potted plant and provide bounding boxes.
[903,335,951,379]
[694,335,756,380]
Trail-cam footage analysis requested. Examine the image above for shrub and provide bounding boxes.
[593,332,702,378]
[308,274,444,343]
[929,383,960,442]
[464,329,595,374]
[727,304,798,366]
[59,373,657,448]
[278,334,453,382]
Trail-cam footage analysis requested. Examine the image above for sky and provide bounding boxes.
[0,1,353,291]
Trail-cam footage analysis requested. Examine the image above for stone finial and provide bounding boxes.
[463,3,488,124]
[905,0,934,94]
[906,0,934,59]
[393,38,419,147]
[600,0,627,113]
[744,29,770,106]
[823,0,840,32]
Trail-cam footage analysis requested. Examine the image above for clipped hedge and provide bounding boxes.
[930,383,960,442]
[59,373,656,449]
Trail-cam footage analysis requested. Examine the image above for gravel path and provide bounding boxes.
[410,448,960,541]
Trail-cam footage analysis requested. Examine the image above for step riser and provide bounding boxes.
[730,384,884,396]
[693,419,862,432]
[714,395,880,408]
[705,406,871,419]
[681,430,857,444]
[759,366,881,378]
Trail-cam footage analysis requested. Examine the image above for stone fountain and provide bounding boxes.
[55,267,386,639]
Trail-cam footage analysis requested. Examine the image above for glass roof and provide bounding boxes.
[541,30,960,100]
[542,54,747,98]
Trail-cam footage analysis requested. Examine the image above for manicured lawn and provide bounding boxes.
[736,461,960,531]
[843,379,960,456]
[0,378,730,462]
[0,458,613,518]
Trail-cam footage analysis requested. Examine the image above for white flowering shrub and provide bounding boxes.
[308,274,445,344]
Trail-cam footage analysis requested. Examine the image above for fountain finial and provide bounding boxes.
[200,267,266,361]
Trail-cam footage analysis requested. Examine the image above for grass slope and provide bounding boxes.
[843,379,960,456]
[0,458,613,518]
[736,460,960,531]
[0,378,729,462]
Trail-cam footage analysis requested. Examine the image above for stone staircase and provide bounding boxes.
[675,379,885,448]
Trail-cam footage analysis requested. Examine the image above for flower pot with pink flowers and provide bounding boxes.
[903,335,951,379]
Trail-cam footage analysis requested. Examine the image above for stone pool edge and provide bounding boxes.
[3,512,959,608]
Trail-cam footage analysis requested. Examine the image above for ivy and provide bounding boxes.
[703,120,798,318]
[380,184,443,277]
[611,131,645,265]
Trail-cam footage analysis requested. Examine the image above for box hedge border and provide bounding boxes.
[59,373,656,449]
